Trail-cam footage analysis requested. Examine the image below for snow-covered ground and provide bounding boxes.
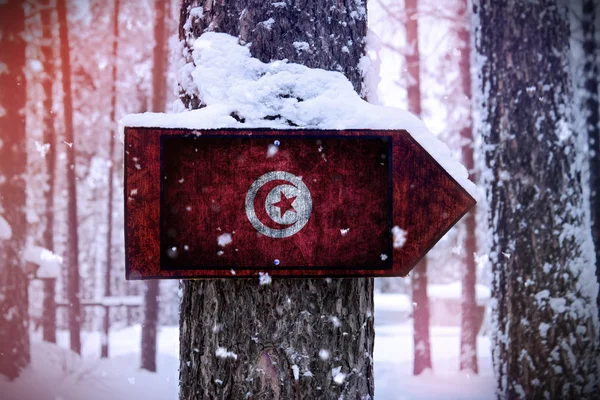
[1,293,494,400]
[374,324,494,400]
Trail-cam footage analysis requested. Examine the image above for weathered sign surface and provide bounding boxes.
[124,128,475,279]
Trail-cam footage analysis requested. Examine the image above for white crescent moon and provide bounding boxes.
[245,171,312,238]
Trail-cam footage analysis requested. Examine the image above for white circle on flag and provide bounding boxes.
[245,171,312,238]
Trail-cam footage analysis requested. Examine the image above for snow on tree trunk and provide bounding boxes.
[473,0,600,397]
[177,1,374,398]
[404,0,432,376]
[57,0,82,355]
[141,0,169,373]
[457,0,478,374]
[40,0,58,345]
[0,0,31,380]
[581,0,600,319]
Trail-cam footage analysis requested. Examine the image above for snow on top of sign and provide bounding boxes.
[120,32,475,197]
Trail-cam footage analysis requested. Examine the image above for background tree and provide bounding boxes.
[457,0,478,374]
[474,0,599,397]
[0,0,31,379]
[57,0,82,355]
[177,1,373,398]
[141,0,169,373]
[404,0,433,376]
[39,0,58,344]
[101,0,120,360]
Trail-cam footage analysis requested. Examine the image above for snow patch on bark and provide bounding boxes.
[259,18,275,30]
[215,347,238,360]
[293,41,310,54]
[331,366,346,384]
[359,29,382,103]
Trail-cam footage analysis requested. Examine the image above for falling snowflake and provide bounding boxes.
[259,272,272,285]
[392,226,407,249]
[218,233,233,247]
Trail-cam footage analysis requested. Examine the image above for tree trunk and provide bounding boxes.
[41,278,57,343]
[474,0,600,397]
[151,0,168,113]
[141,278,159,372]
[57,0,82,355]
[582,0,600,320]
[141,0,169,373]
[178,1,374,398]
[101,0,121,360]
[457,0,478,374]
[411,259,432,375]
[40,0,58,345]
[404,0,432,375]
[0,0,31,380]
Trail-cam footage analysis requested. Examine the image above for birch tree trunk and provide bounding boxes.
[457,0,478,374]
[0,0,31,380]
[57,0,82,355]
[474,0,600,397]
[404,0,432,376]
[141,0,169,373]
[177,1,374,398]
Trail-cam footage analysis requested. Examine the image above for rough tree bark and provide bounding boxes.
[40,0,58,344]
[404,0,432,376]
[178,1,374,398]
[0,0,31,380]
[141,0,169,373]
[474,0,600,397]
[57,0,82,355]
[410,260,431,375]
[582,0,600,317]
[101,0,121,360]
[457,0,478,374]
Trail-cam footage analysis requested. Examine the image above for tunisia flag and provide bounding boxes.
[126,127,475,279]
[160,134,393,271]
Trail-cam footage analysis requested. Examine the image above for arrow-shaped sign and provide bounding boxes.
[124,128,475,279]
